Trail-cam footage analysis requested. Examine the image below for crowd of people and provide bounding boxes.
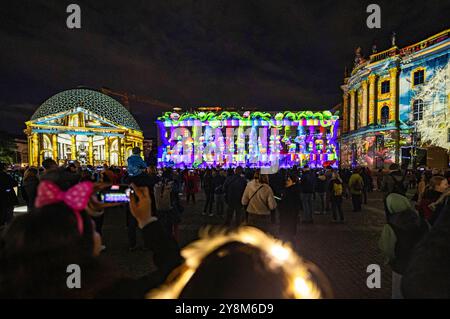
[1,148,450,298]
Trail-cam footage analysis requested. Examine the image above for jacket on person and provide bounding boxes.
[418,189,443,222]
[22,176,39,209]
[279,183,301,229]
[223,174,247,208]
[401,203,450,298]
[184,174,199,194]
[299,171,316,194]
[315,175,327,193]
[127,154,147,177]
[328,178,343,199]
[241,180,277,215]
[381,171,407,195]
[378,193,429,274]
[212,174,226,195]
[96,219,183,298]
[0,171,19,207]
[348,173,364,195]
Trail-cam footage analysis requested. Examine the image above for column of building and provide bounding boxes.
[32,133,39,166]
[88,135,94,165]
[70,135,77,160]
[349,90,356,131]
[52,134,58,162]
[104,136,110,165]
[361,80,368,127]
[389,67,400,163]
[342,93,349,133]
[368,73,378,125]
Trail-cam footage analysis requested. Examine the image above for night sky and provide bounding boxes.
[1,0,449,138]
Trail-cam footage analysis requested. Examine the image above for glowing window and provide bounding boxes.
[413,99,424,121]
[381,81,390,94]
[380,105,389,125]
[413,70,424,85]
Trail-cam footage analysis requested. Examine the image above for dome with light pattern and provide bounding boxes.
[31,88,141,131]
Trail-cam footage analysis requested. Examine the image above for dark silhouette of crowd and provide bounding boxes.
[1,154,450,299]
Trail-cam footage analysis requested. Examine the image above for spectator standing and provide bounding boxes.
[299,166,316,223]
[223,166,247,227]
[184,171,199,204]
[315,171,327,215]
[381,163,407,197]
[22,167,39,213]
[418,175,448,225]
[361,167,370,204]
[328,172,344,223]
[279,172,301,244]
[202,169,215,216]
[0,163,19,227]
[379,193,429,298]
[242,174,277,233]
[348,168,364,212]
[213,170,226,217]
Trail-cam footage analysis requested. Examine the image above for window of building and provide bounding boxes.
[381,81,390,94]
[413,69,425,85]
[380,105,389,125]
[413,99,424,121]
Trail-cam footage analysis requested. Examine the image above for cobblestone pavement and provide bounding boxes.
[101,190,392,299]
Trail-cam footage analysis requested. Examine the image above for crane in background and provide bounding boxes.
[100,87,174,112]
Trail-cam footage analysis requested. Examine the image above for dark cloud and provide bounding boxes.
[0,0,449,137]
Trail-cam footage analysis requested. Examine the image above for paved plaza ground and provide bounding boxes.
[99,189,392,299]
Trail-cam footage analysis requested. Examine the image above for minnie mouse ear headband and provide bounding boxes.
[35,180,94,234]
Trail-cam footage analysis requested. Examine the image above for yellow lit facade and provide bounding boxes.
[25,88,144,167]
[340,29,449,169]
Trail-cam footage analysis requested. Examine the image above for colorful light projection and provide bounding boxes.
[157,111,339,169]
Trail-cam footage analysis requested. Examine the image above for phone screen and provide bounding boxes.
[98,186,132,203]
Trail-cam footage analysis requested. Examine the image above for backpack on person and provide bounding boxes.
[389,174,407,196]
[154,180,173,211]
[333,182,343,196]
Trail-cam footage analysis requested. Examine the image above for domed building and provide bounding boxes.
[25,88,144,167]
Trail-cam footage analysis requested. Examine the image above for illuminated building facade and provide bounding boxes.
[341,29,449,169]
[25,88,144,167]
[157,110,339,168]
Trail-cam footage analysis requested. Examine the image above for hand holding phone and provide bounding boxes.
[129,183,153,228]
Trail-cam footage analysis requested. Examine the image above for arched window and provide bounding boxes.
[413,99,424,121]
[380,105,389,125]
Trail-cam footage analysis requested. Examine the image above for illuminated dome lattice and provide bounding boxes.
[31,88,141,130]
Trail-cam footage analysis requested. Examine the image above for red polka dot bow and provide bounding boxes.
[35,180,94,234]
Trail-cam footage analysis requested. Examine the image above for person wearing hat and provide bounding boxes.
[379,193,429,298]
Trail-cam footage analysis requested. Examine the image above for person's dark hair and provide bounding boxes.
[42,158,57,170]
[0,168,120,298]
[40,168,80,191]
[286,171,298,184]
[177,241,331,298]
[0,202,117,298]
[132,147,141,155]
[402,205,450,298]
[23,167,38,182]
[235,166,243,175]
[179,242,289,298]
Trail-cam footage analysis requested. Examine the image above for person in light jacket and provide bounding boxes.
[241,174,277,233]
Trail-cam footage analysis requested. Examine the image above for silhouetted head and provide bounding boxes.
[148,227,331,299]
[132,147,141,155]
